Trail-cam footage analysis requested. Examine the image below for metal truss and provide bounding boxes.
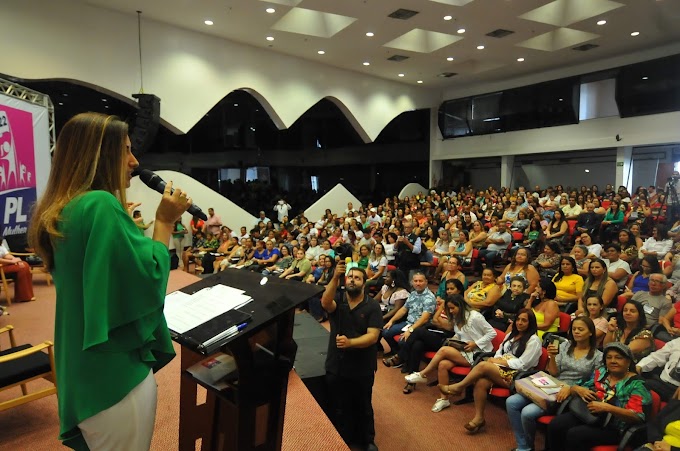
[0,77,56,155]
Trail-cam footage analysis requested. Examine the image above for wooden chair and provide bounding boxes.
[0,325,57,411]
[3,234,51,286]
[0,263,15,305]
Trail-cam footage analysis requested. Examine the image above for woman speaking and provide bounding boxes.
[29,113,191,450]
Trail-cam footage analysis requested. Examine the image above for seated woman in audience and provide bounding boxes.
[487,276,530,330]
[199,233,235,274]
[575,232,602,260]
[399,283,466,393]
[511,210,530,234]
[383,232,398,263]
[656,293,680,342]
[576,258,619,315]
[464,268,502,312]
[650,194,667,220]
[545,209,569,245]
[522,217,545,256]
[438,309,541,433]
[599,200,624,243]
[571,244,591,278]
[262,245,293,276]
[304,254,326,284]
[532,242,562,279]
[435,256,467,300]
[604,299,654,362]
[450,230,473,263]
[279,248,312,281]
[628,222,645,249]
[641,224,673,259]
[365,243,388,288]
[507,316,602,451]
[469,221,488,250]
[551,256,584,312]
[529,278,560,338]
[584,296,609,347]
[305,236,322,265]
[497,247,539,294]
[592,198,607,215]
[547,342,651,451]
[617,228,640,270]
[0,239,35,302]
[625,255,662,295]
[374,270,411,323]
[404,294,496,410]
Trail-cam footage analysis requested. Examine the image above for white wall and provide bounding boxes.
[398,183,430,200]
[127,170,257,250]
[514,161,616,190]
[0,0,437,142]
[304,184,361,222]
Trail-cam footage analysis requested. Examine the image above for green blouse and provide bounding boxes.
[52,191,175,450]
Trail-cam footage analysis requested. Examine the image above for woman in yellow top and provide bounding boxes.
[551,256,584,312]
[529,278,560,338]
[464,268,501,311]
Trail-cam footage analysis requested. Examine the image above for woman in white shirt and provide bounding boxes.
[365,243,388,288]
[404,294,496,412]
[641,224,673,259]
[383,232,398,262]
[438,309,541,433]
[305,236,321,265]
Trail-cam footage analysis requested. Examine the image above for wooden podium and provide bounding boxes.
[173,270,324,451]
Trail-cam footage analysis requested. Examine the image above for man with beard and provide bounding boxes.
[321,261,382,451]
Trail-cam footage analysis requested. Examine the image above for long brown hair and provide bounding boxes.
[28,113,130,270]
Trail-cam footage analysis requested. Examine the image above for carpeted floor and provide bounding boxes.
[0,272,545,451]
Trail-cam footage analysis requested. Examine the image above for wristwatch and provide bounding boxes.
[408,327,414,333]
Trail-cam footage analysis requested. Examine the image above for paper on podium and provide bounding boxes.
[164,284,253,334]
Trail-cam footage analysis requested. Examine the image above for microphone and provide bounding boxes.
[134,169,208,220]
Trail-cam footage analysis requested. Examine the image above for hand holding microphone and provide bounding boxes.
[156,180,192,224]
[135,169,207,221]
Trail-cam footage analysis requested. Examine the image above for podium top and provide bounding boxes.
[173,269,325,354]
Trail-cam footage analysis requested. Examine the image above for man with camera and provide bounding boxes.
[665,171,680,225]
[321,261,382,451]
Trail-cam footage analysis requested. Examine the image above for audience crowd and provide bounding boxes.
[7,181,680,450]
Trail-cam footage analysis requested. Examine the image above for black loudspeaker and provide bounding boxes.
[130,93,160,155]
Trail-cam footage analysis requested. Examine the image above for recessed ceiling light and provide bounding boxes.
[457,28,466,34]
[204,20,214,26]
[363,62,370,66]
[266,7,276,13]
[517,57,525,62]
[631,31,640,36]
[102,98,107,102]
[642,76,649,80]
[417,80,423,84]
[597,20,607,25]
[477,45,485,50]
[266,36,274,41]
[234,103,238,107]
[62,93,68,97]
[398,73,405,77]
[447,57,454,61]
[559,98,564,101]
[317,50,325,55]
[104,105,109,109]
[585,169,590,173]
[58,102,64,105]
[366,32,374,37]
[444,15,452,21]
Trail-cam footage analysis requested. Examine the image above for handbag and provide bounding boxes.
[442,337,467,351]
[566,395,612,427]
[514,371,562,412]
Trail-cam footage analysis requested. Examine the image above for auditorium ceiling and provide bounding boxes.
[80,0,680,87]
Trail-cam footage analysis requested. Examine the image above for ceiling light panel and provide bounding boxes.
[519,0,625,27]
[384,29,464,53]
[516,28,600,51]
[272,8,356,38]
[428,0,475,6]
[258,0,303,6]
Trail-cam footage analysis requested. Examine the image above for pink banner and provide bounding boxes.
[1,104,36,235]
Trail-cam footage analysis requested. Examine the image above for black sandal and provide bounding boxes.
[403,382,415,394]
[382,355,403,367]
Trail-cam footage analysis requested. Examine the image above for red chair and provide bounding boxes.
[655,338,666,351]
[616,295,627,313]
[461,249,479,275]
[387,264,397,272]
[488,347,550,399]
[567,220,578,237]
[512,231,524,242]
[558,312,571,334]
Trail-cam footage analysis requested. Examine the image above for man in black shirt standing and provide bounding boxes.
[322,261,382,451]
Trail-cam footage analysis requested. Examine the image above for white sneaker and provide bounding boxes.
[431,398,451,413]
[405,372,428,384]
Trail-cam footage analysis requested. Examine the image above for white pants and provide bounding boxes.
[173,238,184,267]
[79,370,157,451]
